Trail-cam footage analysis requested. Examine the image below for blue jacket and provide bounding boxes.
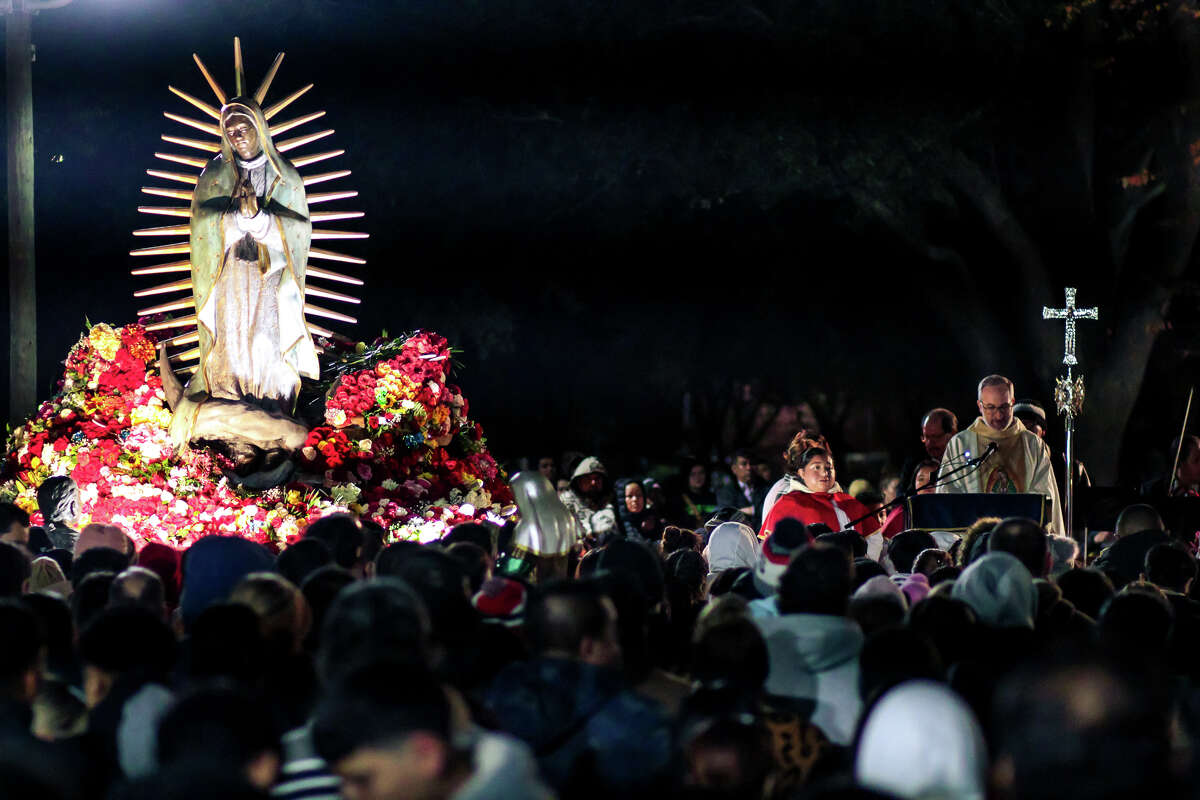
[485,657,673,793]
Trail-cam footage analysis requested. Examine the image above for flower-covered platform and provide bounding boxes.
[1,323,514,550]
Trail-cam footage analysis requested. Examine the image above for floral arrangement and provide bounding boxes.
[1,323,513,551]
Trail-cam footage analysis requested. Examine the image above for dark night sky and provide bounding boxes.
[2,0,1198,483]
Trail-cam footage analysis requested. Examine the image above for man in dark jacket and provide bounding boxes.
[1093,504,1170,589]
[715,450,769,530]
[485,579,672,795]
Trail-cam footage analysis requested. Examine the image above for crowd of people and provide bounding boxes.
[2,372,1200,799]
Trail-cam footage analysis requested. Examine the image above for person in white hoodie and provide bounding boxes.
[702,522,759,585]
[752,543,863,745]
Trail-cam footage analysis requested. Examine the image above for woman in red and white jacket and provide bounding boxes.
[759,447,882,554]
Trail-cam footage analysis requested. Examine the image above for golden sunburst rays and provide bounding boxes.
[134,36,366,368]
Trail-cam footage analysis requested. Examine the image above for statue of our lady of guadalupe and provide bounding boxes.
[166,97,318,471]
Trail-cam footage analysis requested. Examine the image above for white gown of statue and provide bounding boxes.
[196,152,311,411]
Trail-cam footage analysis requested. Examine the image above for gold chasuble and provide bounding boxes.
[935,416,1065,535]
[966,417,1027,494]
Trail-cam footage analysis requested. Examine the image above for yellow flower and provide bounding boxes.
[89,324,121,361]
[129,404,170,427]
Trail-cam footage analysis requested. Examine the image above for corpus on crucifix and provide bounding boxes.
[1042,288,1098,367]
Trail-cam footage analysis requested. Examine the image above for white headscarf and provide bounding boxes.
[703,521,759,581]
[855,680,987,800]
[951,551,1038,629]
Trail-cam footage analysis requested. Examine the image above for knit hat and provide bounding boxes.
[854,575,907,609]
[899,573,931,606]
[471,576,528,627]
[137,542,181,607]
[753,518,812,596]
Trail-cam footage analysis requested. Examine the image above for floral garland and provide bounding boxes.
[1,323,513,551]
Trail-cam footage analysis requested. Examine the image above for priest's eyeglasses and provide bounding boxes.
[980,403,1013,413]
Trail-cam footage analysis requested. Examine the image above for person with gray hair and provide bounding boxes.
[936,374,1064,535]
[36,476,80,551]
[1048,536,1080,579]
[109,567,167,622]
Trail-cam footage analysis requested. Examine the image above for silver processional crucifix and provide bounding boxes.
[1042,287,1098,366]
[1042,287,1099,558]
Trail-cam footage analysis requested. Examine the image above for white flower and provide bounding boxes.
[279,518,300,540]
[330,484,361,506]
[381,478,399,491]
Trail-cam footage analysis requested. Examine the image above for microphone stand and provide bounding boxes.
[842,451,992,532]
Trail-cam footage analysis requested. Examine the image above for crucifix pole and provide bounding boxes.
[1043,288,1098,558]
[1063,366,1078,549]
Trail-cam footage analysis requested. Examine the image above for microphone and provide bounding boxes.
[968,442,998,466]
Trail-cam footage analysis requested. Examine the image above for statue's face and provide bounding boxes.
[223,114,260,160]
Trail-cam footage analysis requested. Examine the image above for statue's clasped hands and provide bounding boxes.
[235,177,259,218]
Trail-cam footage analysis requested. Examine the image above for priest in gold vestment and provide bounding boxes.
[936,374,1065,535]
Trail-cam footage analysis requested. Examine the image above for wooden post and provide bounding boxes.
[7,7,36,423]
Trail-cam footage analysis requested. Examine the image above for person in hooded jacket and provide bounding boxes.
[614,478,665,542]
[752,543,863,745]
[559,457,619,548]
[703,522,760,589]
[672,460,718,529]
